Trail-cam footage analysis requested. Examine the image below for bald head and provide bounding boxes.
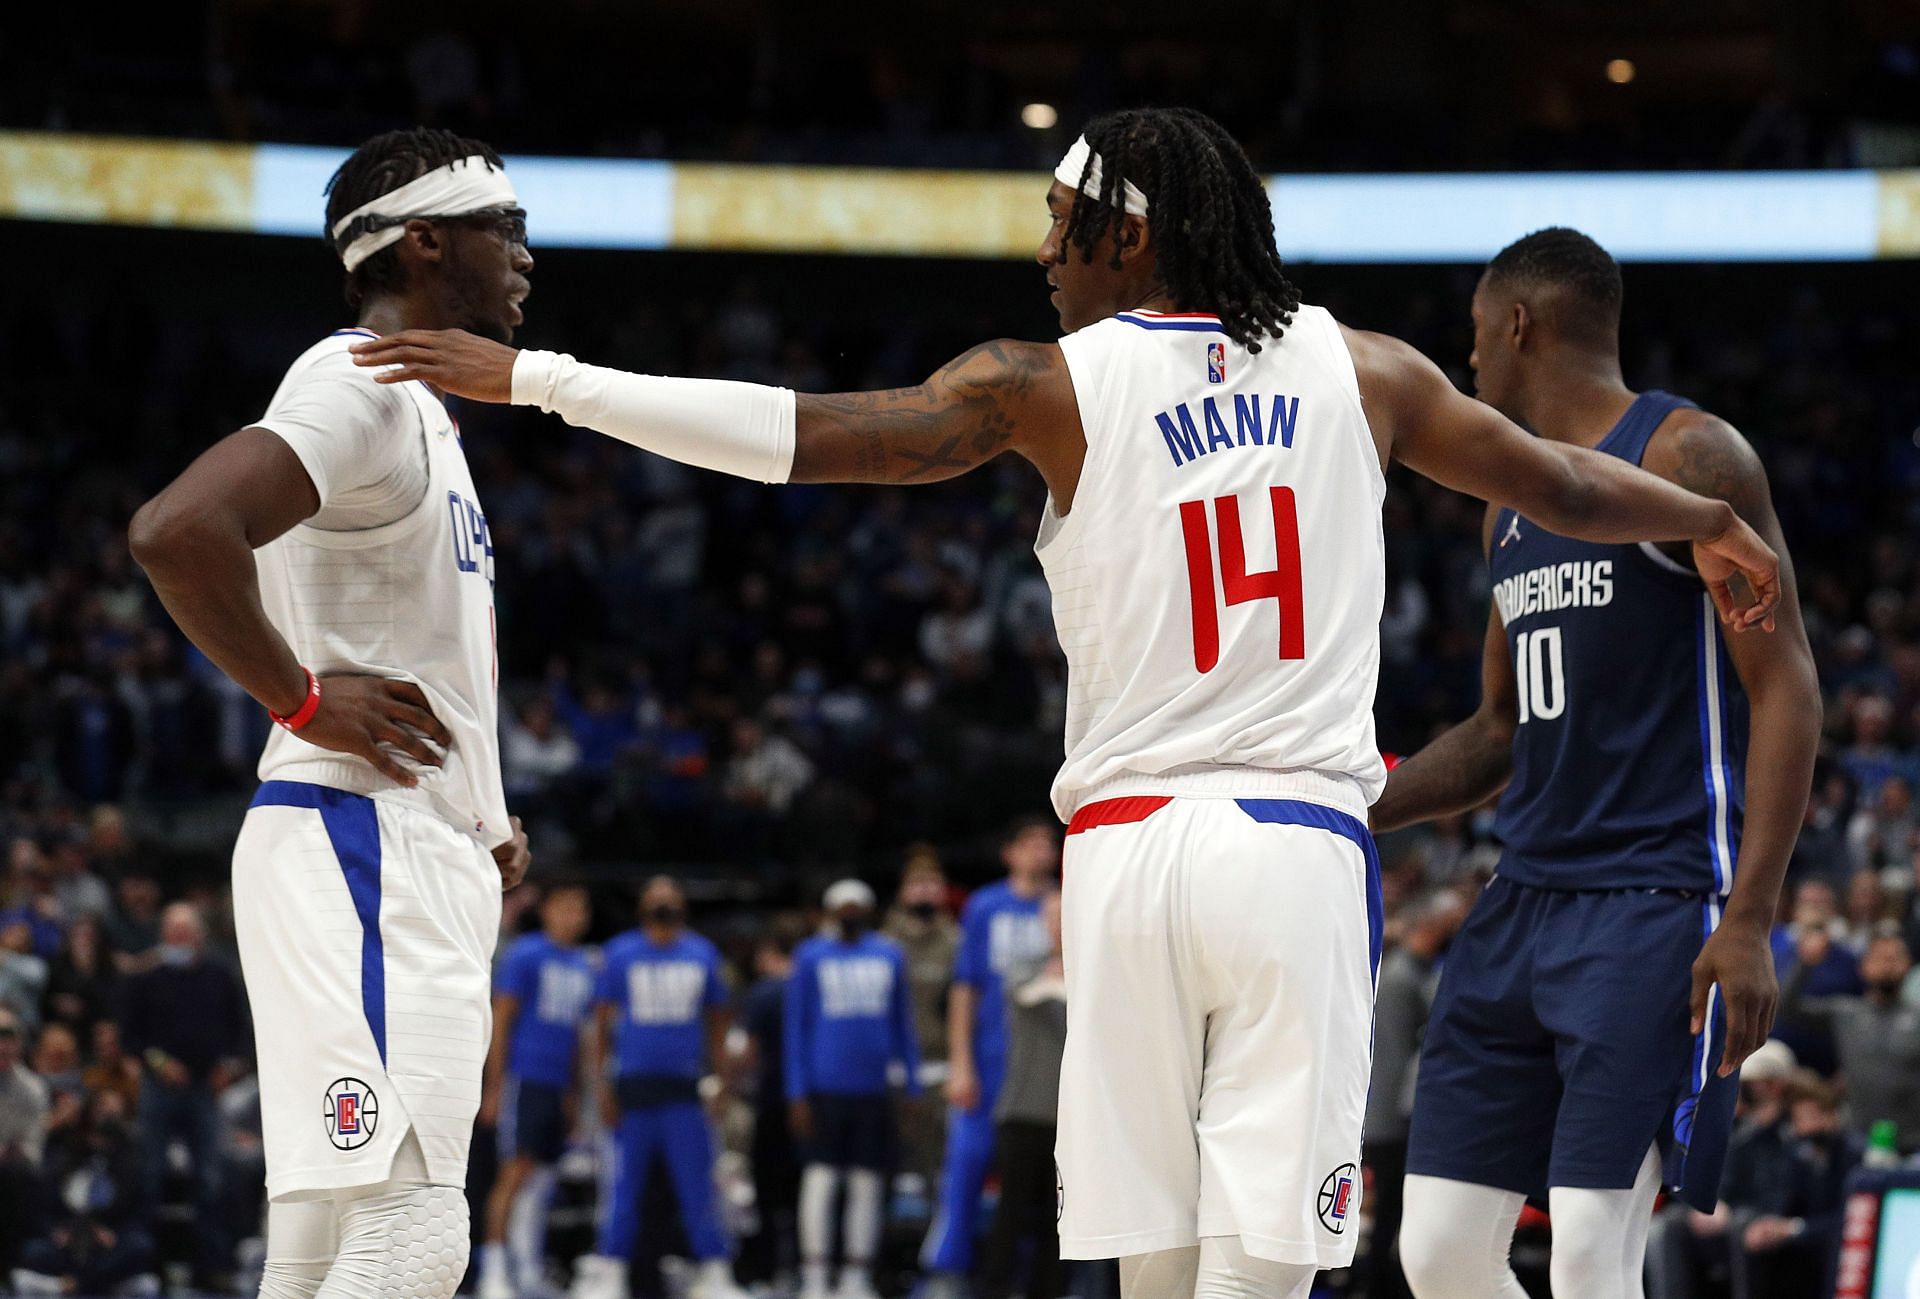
[159,901,206,950]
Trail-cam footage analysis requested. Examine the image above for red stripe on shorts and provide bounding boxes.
[1066,796,1173,836]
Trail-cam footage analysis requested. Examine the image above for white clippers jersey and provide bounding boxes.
[253,330,509,848]
[1038,305,1387,821]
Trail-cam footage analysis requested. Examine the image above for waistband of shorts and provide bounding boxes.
[252,760,477,839]
[1064,765,1370,823]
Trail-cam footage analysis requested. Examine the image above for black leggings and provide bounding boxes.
[980,1119,1061,1299]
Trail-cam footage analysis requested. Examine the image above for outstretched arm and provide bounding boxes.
[348,330,1084,500]
[1371,519,1518,832]
[1342,327,1779,631]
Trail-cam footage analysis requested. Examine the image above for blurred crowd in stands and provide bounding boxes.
[0,215,1918,1296]
[6,2,1920,171]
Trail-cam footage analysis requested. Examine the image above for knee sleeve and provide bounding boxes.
[315,1132,470,1299]
[316,1182,470,1299]
[1194,1237,1316,1299]
[1120,1246,1200,1299]
[1399,1175,1530,1299]
[259,1198,337,1299]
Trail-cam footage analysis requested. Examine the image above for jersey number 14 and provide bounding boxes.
[1179,487,1305,673]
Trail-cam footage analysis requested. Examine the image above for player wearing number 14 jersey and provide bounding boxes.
[351,110,1781,1299]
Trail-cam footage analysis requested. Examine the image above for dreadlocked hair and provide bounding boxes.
[1063,107,1300,352]
[323,127,505,308]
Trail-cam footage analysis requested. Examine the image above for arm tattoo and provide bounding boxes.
[1668,416,1765,514]
[794,340,1054,485]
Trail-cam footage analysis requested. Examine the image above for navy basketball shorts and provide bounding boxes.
[806,1092,896,1171]
[498,1076,570,1164]
[1406,874,1737,1204]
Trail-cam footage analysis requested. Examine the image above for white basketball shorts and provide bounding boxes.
[1054,794,1382,1269]
[233,780,502,1201]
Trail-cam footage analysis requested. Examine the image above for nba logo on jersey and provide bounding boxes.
[1206,341,1226,384]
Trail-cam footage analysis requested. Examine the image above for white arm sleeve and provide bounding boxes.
[256,351,429,530]
[511,349,796,484]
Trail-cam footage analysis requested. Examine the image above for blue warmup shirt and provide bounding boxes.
[953,882,1049,1094]
[785,931,921,1100]
[598,929,727,1080]
[1488,391,1748,894]
[496,932,595,1088]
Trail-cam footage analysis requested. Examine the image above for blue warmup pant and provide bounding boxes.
[921,1096,1000,1272]
[596,1101,730,1262]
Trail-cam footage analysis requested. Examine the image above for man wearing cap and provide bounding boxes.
[788,880,922,1299]
[129,126,534,1299]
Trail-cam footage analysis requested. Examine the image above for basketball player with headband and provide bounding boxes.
[133,129,533,1298]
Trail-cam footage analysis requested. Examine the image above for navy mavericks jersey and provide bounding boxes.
[1489,391,1747,893]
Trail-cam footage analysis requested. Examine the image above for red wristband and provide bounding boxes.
[269,668,322,732]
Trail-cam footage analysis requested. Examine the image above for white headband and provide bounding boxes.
[330,155,520,272]
[1054,135,1149,217]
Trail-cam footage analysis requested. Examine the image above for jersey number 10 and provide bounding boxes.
[1179,487,1306,673]
[1514,626,1567,723]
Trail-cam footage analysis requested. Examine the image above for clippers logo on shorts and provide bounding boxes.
[1317,1163,1357,1233]
[323,1078,380,1151]
[1206,341,1226,384]
[1056,1162,1065,1224]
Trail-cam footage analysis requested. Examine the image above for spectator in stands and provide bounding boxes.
[28,1023,82,1151]
[45,831,108,923]
[81,1021,139,1113]
[1842,695,1912,803]
[0,920,48,1031]
[501,694,582,803]
[1782,926,1920,1151]
[119,901,246,1288]
[12,1088,156,1296]
[102,875,161,964]
[43,914,116,1032]
[1363,889,1466,1299]
[0,1006,48,1275]
[1849,774,1916,879]
[1788,773,1853,887]
[1845,871,1892,949]
[979,890,1065,1299]
[1771,877,1862,1071]
[0,845,62,960]
[739,915,805,1288]
[786,880,920,1299]
[724,718,815,818]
